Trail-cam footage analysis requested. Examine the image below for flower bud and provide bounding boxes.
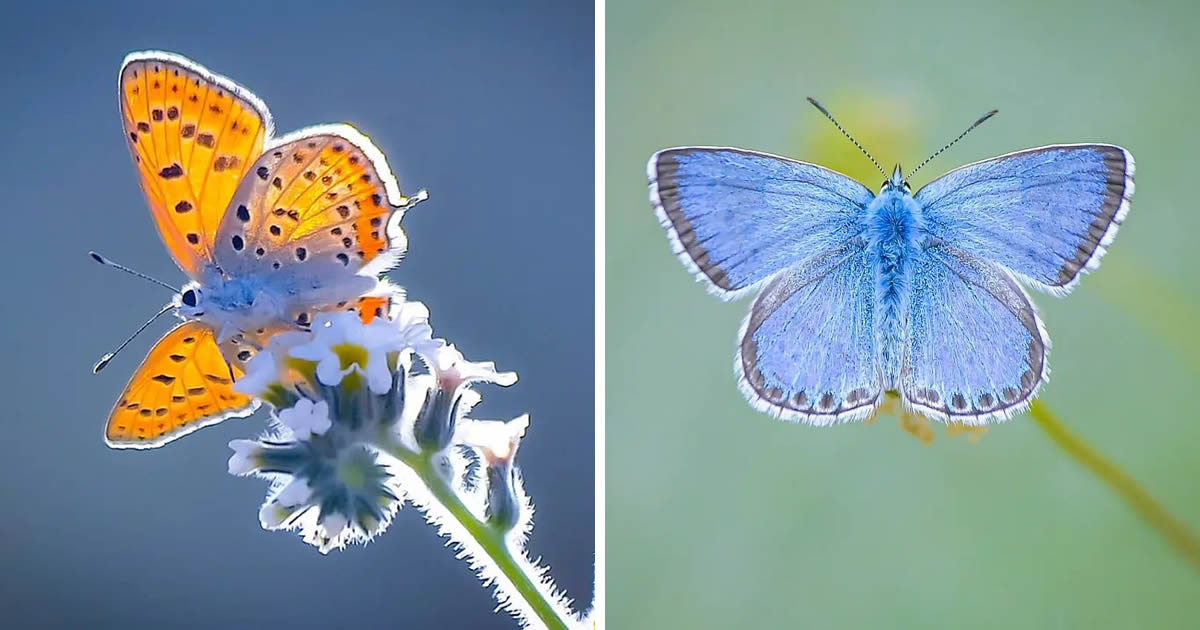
[457,415,530,533]
[485,458,520,533]
[414,387,460,453]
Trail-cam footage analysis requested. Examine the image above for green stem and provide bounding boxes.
[381,441,571,630]
[1029,399,1200,571]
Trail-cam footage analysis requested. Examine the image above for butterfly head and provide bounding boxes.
[882,164,911,195]
[804,96,998,197]
[176,282,206,318]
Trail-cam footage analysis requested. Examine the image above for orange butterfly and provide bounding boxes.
[98,50,426,449]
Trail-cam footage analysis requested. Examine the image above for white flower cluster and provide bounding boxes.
[227,299,524,554]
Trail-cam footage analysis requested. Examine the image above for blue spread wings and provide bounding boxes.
[903,245,1048,423]
[915,144,1134,294]
[737,243,881,424]
[649,147,874,299]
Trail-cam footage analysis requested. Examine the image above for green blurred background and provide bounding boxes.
[607,0,1200,627]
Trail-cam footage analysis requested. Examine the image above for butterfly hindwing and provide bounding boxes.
[212,125,414,279]
[649,147,874,299]
[120,51,273,277]
[106,322,257,449]
[737,243,881,424]
[915,144,1134,294]
[285,292,398,333]
[902,246,1048,423]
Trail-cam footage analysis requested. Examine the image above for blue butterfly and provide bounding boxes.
[647,99,1134,425]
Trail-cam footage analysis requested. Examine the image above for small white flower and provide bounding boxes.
[233,331,312,397]
[275,478,313,507]
[244,442,404,553]
[458,414,530,463]
[258,478,315,529]
[258,501,297,530]
[277,399,332,440]
[227,295,539,561]
[321,512,348,538]
[227,439,261,475]
[290,311,403,394]
[431,344,518,392]
[411,345,512,453]
[234,349,279,397]
[312,513,353,553]
[390,299,443,361]
[458,415,530,533]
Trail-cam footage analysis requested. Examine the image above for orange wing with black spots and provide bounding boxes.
[119,51,272,278]
[288,294,397,331]
[355,296,391,323]
[105,322,257,449]
[212,126,422,277]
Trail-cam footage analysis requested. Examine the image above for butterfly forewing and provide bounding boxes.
[649,147,874,299]
[120,51,272,278]
[106,322,257,449]
[914,144,1133,294]
[213,126,412,278]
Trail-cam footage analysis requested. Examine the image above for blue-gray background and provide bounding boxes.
[0,1,593,628]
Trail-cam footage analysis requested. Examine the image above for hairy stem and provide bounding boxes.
[381,441,571,629]
[1029,399,1200,571]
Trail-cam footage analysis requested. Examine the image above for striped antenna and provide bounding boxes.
[92,303,174,373]
[806,97,887,179]
[89,251,178,293]
[908,109,999,179]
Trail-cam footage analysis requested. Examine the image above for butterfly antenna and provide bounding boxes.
[806,97,887,179]
[908,109,999,179]
[92,303,174,373]
[402,189,430,209]
[89,251,179,293]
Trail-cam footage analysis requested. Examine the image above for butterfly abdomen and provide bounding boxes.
[867,193,923,388]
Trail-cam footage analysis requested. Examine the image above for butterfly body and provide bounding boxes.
[649,138,1133,426]
[101,51,423,449]
[181,263,374,343]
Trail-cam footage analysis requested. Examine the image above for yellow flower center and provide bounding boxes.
[333,343,369,392]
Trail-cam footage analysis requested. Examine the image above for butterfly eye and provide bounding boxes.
[181,288,198,308]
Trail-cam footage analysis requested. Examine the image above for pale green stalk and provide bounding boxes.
[377,437,572,630]
[1029,400,1200,571]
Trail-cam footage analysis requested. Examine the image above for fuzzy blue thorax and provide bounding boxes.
[866,169,924,389]
[176,266,291,342]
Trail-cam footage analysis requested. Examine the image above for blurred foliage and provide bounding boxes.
[607,0,1200,628]
[1028,400,1200,570]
